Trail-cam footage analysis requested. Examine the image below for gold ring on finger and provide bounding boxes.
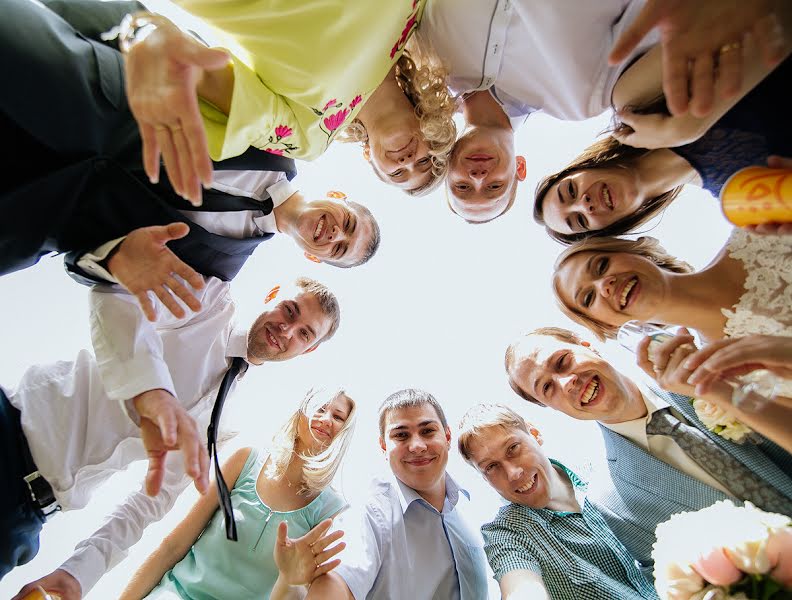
[170,124,183,133]
[719,42,741,54]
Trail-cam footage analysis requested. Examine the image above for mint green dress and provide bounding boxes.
[146,448,346,600]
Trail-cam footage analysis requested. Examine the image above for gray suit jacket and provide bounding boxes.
[589,387,792,579]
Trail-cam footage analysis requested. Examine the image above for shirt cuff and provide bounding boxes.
[76,237,126,284]
[59,544,107,596]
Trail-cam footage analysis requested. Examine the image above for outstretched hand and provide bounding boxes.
[107,222,205,321]
[124,14,229,205]
[609,0,787,117]
[134,388,209,496]
[12,570,81,600]
[274,519,346,586]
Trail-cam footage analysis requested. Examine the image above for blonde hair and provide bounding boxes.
[457,404,532,465]
[552,236,694,340]
[339,35,457,196]
[266,388,357,495]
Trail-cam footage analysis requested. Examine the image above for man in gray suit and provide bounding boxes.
[504,327,792,577]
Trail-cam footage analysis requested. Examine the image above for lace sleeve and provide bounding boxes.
[721,229,792,396]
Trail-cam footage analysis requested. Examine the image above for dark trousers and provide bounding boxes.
[0,389,44,581]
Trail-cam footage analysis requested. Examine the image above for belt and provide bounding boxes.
[19,426,60,519]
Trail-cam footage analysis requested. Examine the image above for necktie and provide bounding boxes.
[646,408,792,514]
[207,356,247,541]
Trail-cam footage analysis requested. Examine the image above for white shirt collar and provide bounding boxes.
[394,472,470,515]
[600,385,670,450]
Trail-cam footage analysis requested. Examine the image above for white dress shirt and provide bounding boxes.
[335,474,489,600]
[602,387,732,496]
[422,0,659,122]
[4,278,248,593]
[76,170,296,283]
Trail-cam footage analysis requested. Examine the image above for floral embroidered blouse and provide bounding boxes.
[176,0,426,161]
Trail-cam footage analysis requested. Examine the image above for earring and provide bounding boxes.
[326,190,348,200]
[304,252,321,263]
[581,341,591,348]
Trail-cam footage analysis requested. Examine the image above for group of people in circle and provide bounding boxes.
[2,0,792,599]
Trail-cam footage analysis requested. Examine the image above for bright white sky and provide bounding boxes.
[0,5,734,599]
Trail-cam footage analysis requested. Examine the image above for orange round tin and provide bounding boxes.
[720,166,792,226]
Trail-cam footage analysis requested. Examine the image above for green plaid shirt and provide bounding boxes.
[481,460,658,600]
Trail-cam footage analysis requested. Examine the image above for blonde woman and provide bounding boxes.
[120,389,357,600]
[339,40,457,197]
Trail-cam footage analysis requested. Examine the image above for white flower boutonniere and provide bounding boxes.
[692,398,753,443]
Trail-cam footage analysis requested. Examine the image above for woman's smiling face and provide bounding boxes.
[542,167,645,236]
[554,250,668,328]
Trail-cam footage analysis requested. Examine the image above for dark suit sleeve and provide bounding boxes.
[63,251,114,287]
[40,0,145,47]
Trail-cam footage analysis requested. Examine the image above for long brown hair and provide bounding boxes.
[534,133,683,245]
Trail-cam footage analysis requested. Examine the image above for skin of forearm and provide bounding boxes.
[306,573,354,600]
[197,61,234,115]
[614,37,792,142]
[119,535,193,600]
[732,395,792,454]
[270,575,308,600]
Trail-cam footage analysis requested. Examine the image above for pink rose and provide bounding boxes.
[264,148,284,156]
[692,547,743,587]
[768,527,792,588]
[323,99,337,111]
[323,108,350,132]
[350,95,362,109]
[274,125,292,139]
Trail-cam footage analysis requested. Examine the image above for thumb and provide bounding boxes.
[164,221,191,241]
[182,43,231,71]
[608,3,658,64]
[277,520,289,546]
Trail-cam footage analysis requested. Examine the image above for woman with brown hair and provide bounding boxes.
[533,50,792,244]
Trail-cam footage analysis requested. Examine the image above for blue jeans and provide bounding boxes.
[0,388,44,580]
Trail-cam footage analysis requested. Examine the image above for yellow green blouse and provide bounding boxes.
[177,0,426,161]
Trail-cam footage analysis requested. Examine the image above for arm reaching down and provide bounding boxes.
[608,0,791,116]
[119,447,251,600]
[611,35,792,149]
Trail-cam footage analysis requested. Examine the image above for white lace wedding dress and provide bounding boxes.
[722,228,792,396]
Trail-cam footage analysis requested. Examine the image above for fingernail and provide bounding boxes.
[150,175,159,184]
[683,359,694,369]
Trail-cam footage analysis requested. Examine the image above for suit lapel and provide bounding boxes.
[599,424,728,510]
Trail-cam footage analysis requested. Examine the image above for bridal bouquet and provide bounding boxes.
[653,501,792,600]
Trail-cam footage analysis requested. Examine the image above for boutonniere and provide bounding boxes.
[691,398,754,443]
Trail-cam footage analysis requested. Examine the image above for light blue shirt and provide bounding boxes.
[336,473,489,600]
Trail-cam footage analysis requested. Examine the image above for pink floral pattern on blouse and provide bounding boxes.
[263,124,297,155]
[390,0,420,58]
[258,0,421,155]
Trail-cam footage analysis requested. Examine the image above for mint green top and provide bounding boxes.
[177,0,426,161]
[146,448,346,600]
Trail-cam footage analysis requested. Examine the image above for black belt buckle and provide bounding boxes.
[23,471,60,518]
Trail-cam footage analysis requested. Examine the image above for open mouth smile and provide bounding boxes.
[579,375,602,406]
[265,326,284,351]
[602,184,614,210]
[618,277,639,309]
[313,215,326,241]
[515,473,537,494]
